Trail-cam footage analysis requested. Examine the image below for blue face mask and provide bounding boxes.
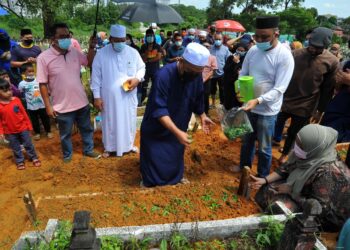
[103,39,109,46]
[214,40,222,46]
[175,41,182,47]
[58,38,71,50]
[256,41,273,51]
[188,35,195,40]
[112,42,126,52]
[146,36,154,43]
[304,40,309,48]
[236,50,246,57]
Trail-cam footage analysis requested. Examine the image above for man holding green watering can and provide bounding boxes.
[230,16,294,177]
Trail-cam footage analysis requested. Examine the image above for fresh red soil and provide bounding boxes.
[0,112,292,249]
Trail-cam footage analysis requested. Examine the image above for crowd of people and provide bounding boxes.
[1,15,350,244]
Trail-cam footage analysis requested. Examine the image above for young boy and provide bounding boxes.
[0,69,21,98]
[0,78,41,169]
[18,63,52,140]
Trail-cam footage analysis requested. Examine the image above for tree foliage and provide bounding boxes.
[170,4,207,28]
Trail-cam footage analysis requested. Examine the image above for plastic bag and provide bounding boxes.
[219,106,253,140]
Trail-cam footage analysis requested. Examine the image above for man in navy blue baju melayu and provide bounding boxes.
[140,43,214,187]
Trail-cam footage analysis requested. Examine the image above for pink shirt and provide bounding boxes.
[71,38,82,52]
[202,55,218,82]
[36,47,89,113]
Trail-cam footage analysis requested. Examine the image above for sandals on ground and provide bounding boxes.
[33,159,41,167]
[16,162,25,170]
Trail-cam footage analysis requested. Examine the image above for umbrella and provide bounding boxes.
[0,7,9,16]
[118,2,183,24]
[214,20,245,33]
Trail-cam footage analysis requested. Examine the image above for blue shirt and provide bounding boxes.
[210,45,231,78]
[165,44,185,63]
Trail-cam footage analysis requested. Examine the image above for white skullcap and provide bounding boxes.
[151,23,157,28]
[188,28,196,34]
[199,30,207,37]
[183,43,210,67]
[110,24,126,38]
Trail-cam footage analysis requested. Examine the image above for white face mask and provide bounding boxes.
[294,143,307,159]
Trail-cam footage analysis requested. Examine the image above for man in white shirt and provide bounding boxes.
[231,16,295,177]
[91,24,145,157]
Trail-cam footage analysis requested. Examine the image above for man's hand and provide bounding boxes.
[175,130,191,147]
[94,98,103,111]
[200,114,215,134]
[0,134,4,141]
[336,69,350,86]
[242,99,259,111]
[46,106,58,118]
[27,57,36,63]
[310,110,323,124]
[127,78,140,91]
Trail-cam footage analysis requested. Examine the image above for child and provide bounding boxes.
[18,63,52,140]
[0,69,21,98]
[0,78,41,169]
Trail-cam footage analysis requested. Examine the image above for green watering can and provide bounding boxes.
[234,76,255,103]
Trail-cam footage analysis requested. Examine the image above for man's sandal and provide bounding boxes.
[33,159,41,167]
[16,163,25,170]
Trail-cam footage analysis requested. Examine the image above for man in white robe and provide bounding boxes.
[91,24,145,157]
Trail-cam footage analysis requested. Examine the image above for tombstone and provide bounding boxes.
[69,211,101,250]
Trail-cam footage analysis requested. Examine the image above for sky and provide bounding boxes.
[169,0,349,18]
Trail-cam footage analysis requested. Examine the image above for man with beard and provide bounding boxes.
[140,43,214,187]
[273,27,339,164]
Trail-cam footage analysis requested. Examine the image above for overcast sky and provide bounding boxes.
[169,0,349,18]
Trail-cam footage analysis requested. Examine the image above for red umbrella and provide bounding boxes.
[214,20,246,32]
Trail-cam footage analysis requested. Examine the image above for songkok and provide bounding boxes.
[309,27,333,48]
[256,16,279,29]
[188,28,196,34]
[183,43,210,67]
[21,29,32,36]
[110,24,126,38]
[199,30,207,37]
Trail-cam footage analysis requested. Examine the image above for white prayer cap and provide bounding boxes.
[151,23,157,29]
[110,24,126,38]
[199,30,207,37]
[183,43,210,67]
[188,28,196,34]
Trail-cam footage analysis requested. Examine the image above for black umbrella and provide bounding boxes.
[117,2,183,24]
[93,0,101,37]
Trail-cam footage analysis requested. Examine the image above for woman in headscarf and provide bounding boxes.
[222,42,248,110]
[251,124,350,231]
[126,33,140,53]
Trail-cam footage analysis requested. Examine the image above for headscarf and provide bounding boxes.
[285,124,338,198]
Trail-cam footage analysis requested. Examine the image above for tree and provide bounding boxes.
[278,7,317,40]
[236,0,274,14]
[171,4,207,28]
[206,0,237,24]
[275,0,304,10]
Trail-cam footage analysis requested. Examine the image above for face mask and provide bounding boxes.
[26,75,35,81]
[58,38,71,50]
[304,40,309,48]
[112,42,126,52]
[256,41,273,51]
[146,36,154,43]
[126,40,131,45]
[214,40,222,46]
[23,39,33,46]
[103,39,109,46]
[188,35,195,40]
[183,70,201,81]
[294,143,307,159]
[175,41,182,47]
[236,50,246,57]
